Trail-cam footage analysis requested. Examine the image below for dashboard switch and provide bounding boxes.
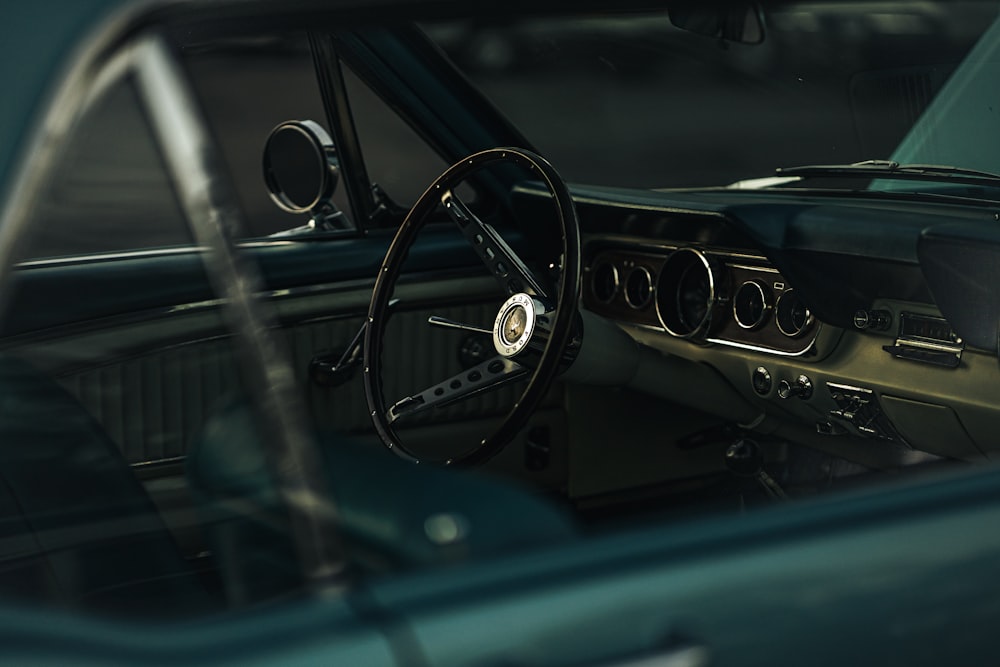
[777,374,813,400]
[751,366,772,396]
[826,382,902,442]
[853,309,892,331]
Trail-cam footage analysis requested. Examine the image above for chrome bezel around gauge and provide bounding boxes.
[775,288,814,338]
[590,260,620,304]
[733,279,773,330]
[624,266,654,310]
[656,247,723,338]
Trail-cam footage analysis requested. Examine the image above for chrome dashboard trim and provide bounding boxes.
[891,337,964,354]
[626,316,822,357]
[726,263,779,274]
[622,317,823,358]
[711,251,770,262]
[705,331,821,357]
[628,322,668,334]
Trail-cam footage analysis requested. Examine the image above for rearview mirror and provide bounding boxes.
[667,2,765,44]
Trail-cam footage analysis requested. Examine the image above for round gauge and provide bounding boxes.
[624,267,654,309]
[733,280,773,330]
[676,263,711,330]
[591,261,619,303]
[656,248,719,338]
[775,289,814,338]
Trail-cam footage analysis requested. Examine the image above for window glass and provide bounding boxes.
[18,32,350,262]
[423,2,1000,190]
[16,76,193,260]
[343,63,451,206]
[181,33,355,236]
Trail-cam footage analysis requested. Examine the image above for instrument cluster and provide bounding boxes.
[585,245,820,356]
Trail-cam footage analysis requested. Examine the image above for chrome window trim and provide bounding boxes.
[15,246,211,268]
[0,268,494,349]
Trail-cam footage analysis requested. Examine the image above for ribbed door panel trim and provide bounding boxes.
[55,302,521,465]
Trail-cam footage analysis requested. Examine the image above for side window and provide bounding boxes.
[181,33,355,237]
[18,31,464,263]
[18,32,349,262]
[342,63,452,208]
[17,76,194,261]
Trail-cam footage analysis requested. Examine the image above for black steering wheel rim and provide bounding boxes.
[362,147,581,466]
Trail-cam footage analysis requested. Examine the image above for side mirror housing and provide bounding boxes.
[262,120,349,230]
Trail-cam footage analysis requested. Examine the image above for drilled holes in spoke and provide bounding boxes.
[386,356,527,424]
[442,190,548,299]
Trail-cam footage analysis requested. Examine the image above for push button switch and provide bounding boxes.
[751,366,772,396]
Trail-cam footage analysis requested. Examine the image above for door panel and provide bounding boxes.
[4,269,565,481]
[58,338,240,466]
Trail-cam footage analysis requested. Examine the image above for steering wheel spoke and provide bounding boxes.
[387,356,528,424]
[426,315,492,335]
[442,190,549,300]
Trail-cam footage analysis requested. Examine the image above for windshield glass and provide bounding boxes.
[423,1,1000,196]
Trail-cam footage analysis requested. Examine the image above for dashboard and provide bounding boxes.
[514,182,1000,466]
[580,236,992,466]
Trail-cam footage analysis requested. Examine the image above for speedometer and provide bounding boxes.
[656,248,722,338]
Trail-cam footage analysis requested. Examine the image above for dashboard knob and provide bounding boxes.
[853,309,893,332]
[777,374,813,400]
[751,366,772,396]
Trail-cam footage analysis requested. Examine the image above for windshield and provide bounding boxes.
[424,1,1000,197]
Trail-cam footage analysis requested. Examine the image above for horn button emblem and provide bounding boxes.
[494,293,536,357]
[503,306,527,343]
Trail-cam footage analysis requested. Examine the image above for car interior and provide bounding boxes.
[1,0,999,623]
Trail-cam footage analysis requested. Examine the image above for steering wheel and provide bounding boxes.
[362,147,582,466]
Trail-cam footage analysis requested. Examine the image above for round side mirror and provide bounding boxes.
[262,120,340,214]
